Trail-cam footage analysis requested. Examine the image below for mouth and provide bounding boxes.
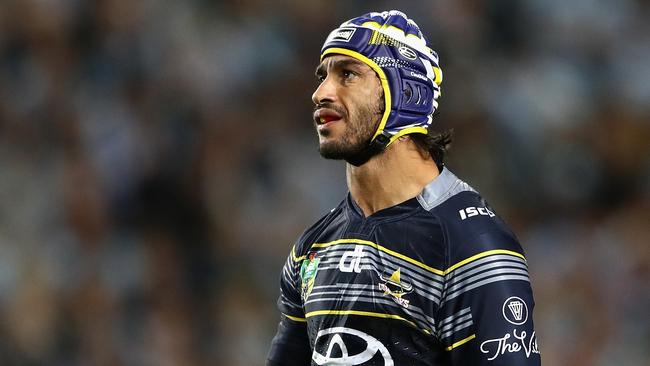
[314,108,343,127]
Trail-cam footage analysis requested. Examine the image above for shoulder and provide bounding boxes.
[417,169,525,265]
[291,199,347,257]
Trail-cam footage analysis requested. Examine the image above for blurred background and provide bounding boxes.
[0,0,648,365]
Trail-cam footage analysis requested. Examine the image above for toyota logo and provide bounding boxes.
[312,327,393,365]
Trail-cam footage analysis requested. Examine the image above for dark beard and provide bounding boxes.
[317,98,383,161]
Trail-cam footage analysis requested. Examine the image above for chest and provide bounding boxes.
[298,218,446,336]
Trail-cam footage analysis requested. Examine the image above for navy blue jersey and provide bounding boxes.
[267,168,540,365]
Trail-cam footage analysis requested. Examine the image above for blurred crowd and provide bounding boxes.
[0,0,648,365]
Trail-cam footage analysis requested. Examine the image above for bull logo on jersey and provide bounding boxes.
[300,252,320,301]
[379,268,413,309]
[312,327,393,365]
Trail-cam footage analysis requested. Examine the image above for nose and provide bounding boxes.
[311,75,337,106]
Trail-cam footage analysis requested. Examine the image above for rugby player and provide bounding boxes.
[267,10,541,365]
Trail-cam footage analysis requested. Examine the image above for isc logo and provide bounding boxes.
[459,206,495,220]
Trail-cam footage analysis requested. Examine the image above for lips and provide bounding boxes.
[314,108,343,125]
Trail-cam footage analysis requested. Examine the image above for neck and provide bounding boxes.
[346,137,440,217]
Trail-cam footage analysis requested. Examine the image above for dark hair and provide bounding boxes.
[410,128,453,170]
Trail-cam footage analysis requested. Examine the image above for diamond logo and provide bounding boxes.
[508,300,524,320]
[502,296,528,325]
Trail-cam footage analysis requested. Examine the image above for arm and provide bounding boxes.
[266,247,312,365]
[267,316,311,366]
[437,232,541,365]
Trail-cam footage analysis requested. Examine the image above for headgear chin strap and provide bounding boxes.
[321,10,443,166]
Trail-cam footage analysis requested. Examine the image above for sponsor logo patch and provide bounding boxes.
[339,245,365,273]
[458,206,495,220]
[312,327,394,365]
[300,252,320,300]
[502,296,528,325]
[327,27,357,43]
[480,329,540,361]
[409,71,428,81]
[398,46,418,60]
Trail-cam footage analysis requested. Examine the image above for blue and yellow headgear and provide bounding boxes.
[321,10,443,165]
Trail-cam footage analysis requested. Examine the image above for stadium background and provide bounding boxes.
[0,0,649,365]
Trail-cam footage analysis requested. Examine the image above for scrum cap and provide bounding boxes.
[321,10,443,165]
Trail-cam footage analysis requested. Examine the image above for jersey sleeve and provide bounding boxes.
[266,246,311,365]
[267,316,311,366]
[436,216,541,365]
[276,246,306,321]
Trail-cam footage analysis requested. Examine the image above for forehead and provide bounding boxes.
[316,54,373,72]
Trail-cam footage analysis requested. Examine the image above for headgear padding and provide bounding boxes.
[321,10,443,149]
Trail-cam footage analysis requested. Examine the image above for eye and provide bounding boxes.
[316,73,326,83]
[342,70,355,80]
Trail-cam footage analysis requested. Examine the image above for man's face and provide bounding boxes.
[312,55,384,160]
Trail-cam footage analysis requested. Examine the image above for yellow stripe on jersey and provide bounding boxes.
[306,309,431,335]
[282,313,307,322]
[445,334,476,351]
[291,246,307,262]
[444,249,526,275]
[311,238,444,276]
[304,240,526,278]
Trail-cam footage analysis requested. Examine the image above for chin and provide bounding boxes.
[318,140,364,161]
[318,143,343,160]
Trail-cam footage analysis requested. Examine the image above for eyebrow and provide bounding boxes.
[315,58,366,76]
